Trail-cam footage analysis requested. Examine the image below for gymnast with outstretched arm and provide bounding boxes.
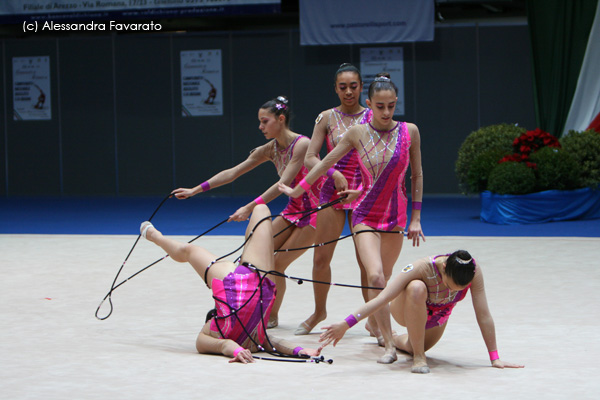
[171,96,324,329]
[319,250,524,373]
[139,204,322,363]
[279,75,425,364]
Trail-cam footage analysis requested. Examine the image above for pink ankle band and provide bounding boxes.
[293,346,303,356]
[326,168,336,178]
[298,178,311,192]
[233,347,245,357]
[254,196,265,205]
[345,314,358,328]
[489,350,499,361]
[200,181,210,192]
[412,201,422,210]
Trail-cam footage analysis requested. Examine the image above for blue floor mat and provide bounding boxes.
[1,195,598,237]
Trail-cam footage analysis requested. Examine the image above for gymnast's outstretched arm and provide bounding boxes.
[470,266,524,369]
[266,336,323,357]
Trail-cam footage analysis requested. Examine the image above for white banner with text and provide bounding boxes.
[300,0,434,46]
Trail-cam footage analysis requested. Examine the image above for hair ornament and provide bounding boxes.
[275,103,286,110]
[456,257,473,265]
[374,76,391,83]
[276,96,288,104]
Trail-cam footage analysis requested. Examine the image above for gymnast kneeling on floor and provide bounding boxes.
[319,250,524,373]
[140,203,322,364]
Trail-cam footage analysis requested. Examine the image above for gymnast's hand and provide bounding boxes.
[299,345,324,357]
[319,321,349,347]
[229,348,255,364]
[277,182,302,198]
[336,189,361,204]
[331,171,348,192]
[407,220,426,247]
[172,187,195,199]
[491,359,524,369]
[229,205,251,222]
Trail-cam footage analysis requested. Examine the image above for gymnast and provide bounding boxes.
[279,75,425,364]
[319,250,524,373]
[172,96,323,328]
[139,204,322,363]
[294,63,373,336]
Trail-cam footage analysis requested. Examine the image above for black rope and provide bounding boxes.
[275,228,405,254]
[272,194,348,238]
[95,193,171,320]
[208,217,330,363]
[95,192,392,363]
[95,195,229,320]
[96,194,400,320]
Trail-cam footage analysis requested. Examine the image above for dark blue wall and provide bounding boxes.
[0,24,535,197]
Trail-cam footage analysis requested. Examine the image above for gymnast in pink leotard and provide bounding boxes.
[295,63,374,337]
[320,250,524,374]
[172,96,323,328]
[139,204,323,363]
[280,74,425,364]
[351,120,411,231]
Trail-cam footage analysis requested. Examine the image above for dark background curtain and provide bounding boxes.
[527,0,598,137]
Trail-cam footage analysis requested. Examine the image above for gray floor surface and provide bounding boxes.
[1,234,598,399]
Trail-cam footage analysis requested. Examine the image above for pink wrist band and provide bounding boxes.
[412,201,422,210]
[293,346,303,356]
[298,178,311,192]
[254,196,265,205]
[489,350,499,361]
[326,168,336,178]
[200,181,210,192]
[344,314,358,328]
[233,347,245,357]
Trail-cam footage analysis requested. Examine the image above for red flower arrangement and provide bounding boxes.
[498,128,560,169]
[499,153,537,169]
[512,128,561,155]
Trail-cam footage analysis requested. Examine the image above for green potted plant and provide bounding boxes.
[456,123,525,194]
[457,126,600,224]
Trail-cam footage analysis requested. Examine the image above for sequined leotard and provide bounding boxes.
[210,263,276,347]
[270,135,322,228]
[424,255,471,329]
[319,107,372,210]
[351,121,411,230]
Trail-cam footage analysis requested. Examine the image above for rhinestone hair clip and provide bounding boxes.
[374,76,391,83]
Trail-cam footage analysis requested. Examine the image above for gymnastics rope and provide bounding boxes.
[94,193,401,362]
[95,193,402,319]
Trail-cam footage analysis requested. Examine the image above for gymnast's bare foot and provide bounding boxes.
[295,311,326,335]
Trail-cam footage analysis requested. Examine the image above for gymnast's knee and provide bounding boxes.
[312,251,333,271]
[170,242,195,263]
[406,280,427,303]
[367,271,386,289]
[252,203,270,217]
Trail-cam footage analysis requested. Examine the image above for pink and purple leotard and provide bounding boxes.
[270,135,323,228]
[351,121,411,231]
[319,107,372,210]
[210,262,276,347]
[424,255,471,329]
